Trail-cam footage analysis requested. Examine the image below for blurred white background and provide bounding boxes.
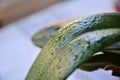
[0,0,120,80]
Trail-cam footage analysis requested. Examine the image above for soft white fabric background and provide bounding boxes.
[0,0,120,80]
